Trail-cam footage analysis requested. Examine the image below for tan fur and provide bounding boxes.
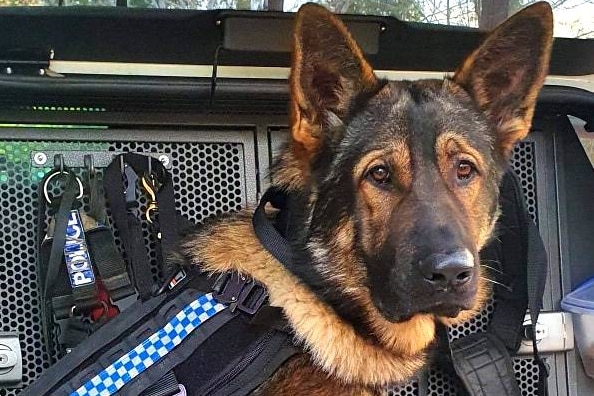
[272,145,308,190]
[182,214,428,387]
[434,132,496,250]
[353,141,412,252]
[312,219,437,356]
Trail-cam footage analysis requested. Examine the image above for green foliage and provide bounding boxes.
[346,0,424,20]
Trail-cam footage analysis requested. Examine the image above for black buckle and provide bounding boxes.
[212,272,268,315]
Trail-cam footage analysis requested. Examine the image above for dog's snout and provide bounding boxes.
[420,250,474,291]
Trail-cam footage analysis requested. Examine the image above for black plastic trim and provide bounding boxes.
[0,7,591,75]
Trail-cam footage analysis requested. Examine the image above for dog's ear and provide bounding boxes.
[290,4,378,156]
[453,2,553,155]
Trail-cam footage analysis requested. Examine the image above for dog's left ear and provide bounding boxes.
[453,2,553,155]
[290,4,379,156]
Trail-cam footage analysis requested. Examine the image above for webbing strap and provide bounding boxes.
[140,371,180,396]
[40,173,91,304]
[70,293,227,396]
[450,333,522,396]
[450,169,549,396]
[252,189,293,268]
[486,172,530,351]
[88,228,136,303]
[104,158,154,299]
[527,219,550,396]
[508,171,550,396]
[104,153,182,299]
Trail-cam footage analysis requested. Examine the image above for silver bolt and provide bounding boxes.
[33,152,48,165]
[158,154,170,167]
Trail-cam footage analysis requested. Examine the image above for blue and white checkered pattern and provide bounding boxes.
[70,293,227,396]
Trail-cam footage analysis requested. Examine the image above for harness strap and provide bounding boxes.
[40,172,96,308]
[86,168,137,308]
[88,227,137,305]
[140,371,180,396]
[104,153,182,299]
[38,170,101,354]
[450,170,549,396]
[503,170,550,396]
[104,157,155,299]
[486,172,530,351]
[252,188,293,268]
[527,213,550,396]
[70,293,227,396]
[450,332,521,396]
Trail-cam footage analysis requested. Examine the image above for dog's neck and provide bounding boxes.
[181,202,434,387]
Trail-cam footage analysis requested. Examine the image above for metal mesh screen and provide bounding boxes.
[511,141,538,223]
[0,138,247,395]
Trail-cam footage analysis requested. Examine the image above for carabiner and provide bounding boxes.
[141,174,159,224]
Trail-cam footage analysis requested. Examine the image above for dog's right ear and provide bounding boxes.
[290,4,378,157]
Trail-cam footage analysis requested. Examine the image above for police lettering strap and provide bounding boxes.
[71,293,227,396]
[64,210,97,289]
[37,163,135,355]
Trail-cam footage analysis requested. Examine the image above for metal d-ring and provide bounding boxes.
[43,170,84,205]
[84,154,96,178]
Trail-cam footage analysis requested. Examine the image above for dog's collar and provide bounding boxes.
[252,188,295,270]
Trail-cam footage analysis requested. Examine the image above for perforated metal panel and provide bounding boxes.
[388,380,418,396]
[0,133,254,395]
[512,141,538,223]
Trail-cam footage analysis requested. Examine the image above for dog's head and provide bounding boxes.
[275,3,552,330]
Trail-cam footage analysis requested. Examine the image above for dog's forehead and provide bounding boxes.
[344,79,494,154]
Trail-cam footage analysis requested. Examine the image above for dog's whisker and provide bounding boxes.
[480,276,512,292]
[481,259,501,264]
[480,264,504,274]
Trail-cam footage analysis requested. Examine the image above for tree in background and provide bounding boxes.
[0,0,590,38]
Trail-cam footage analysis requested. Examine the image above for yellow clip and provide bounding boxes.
[141,175,159,224]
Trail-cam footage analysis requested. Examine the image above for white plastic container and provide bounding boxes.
[561,277,594,378]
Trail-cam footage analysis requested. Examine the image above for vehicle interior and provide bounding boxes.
[0,1,593,395]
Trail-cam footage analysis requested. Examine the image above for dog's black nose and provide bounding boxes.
[420,250,474,291]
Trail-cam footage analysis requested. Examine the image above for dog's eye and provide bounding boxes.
[456,160,476,181]
[367,165,391,185]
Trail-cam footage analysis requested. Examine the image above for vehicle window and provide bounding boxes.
[571,116,594,168]
[0,0,591,39]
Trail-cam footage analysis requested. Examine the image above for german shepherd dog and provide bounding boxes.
[181,2,553,394]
